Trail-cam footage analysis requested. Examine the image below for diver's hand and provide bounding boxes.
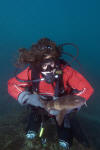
[49,109,60,115]
[18,91,44,108]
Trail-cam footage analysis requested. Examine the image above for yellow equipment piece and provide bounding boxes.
[39,127,44,137]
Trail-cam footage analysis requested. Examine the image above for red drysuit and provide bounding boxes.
[8,65,94,101]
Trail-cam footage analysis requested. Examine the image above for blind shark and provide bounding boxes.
[40,95,86,126]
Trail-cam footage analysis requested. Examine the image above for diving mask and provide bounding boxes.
[41,58,57,83]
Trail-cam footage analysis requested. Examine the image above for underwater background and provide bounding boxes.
[0,0,100,150]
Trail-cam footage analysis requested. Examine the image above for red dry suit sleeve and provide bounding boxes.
[8,67,32,100]
[64,66,94,100]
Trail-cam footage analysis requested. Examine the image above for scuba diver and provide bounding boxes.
[8,38,94,150]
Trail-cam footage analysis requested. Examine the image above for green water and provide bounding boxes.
[0,0,100,149]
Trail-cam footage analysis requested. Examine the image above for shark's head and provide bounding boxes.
[67,95,86,108]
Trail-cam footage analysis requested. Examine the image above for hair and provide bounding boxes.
[16,38,62,67]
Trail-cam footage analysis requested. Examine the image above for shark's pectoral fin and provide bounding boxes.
[56,109,67,126]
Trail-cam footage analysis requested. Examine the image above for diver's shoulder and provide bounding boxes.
[21,66,31,73]
[63,65,81,78]
[63,65,73,72]
[17,66,32,77]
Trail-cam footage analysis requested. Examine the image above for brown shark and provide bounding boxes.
[40,95,86,126]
